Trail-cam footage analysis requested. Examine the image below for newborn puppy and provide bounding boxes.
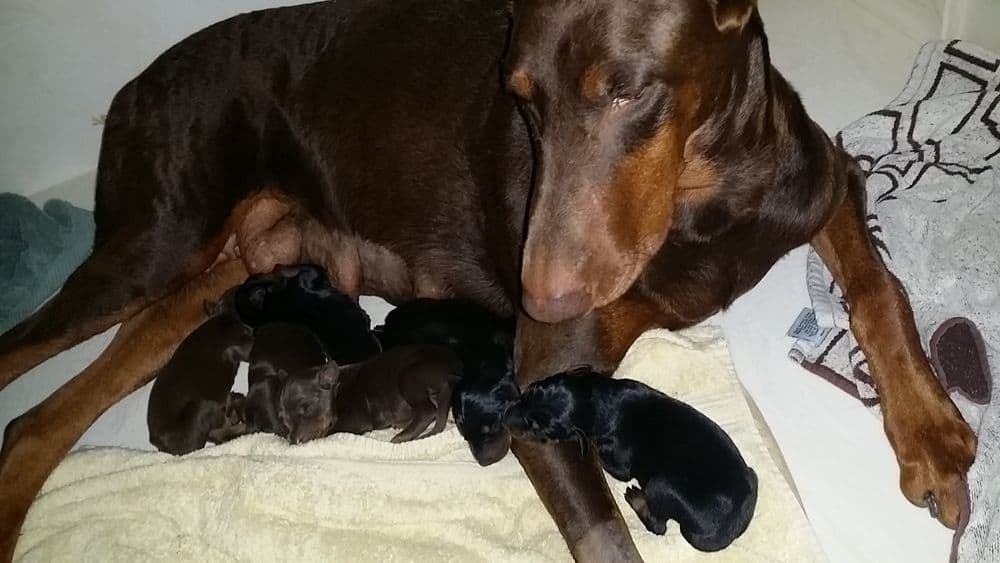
[451,358,519,466]
[246,322,328,436]
[279,345,460,445]
[504,368,758,552]
[376,298,515,365]
[147,298,254,455]
[235,263,380,364]
[375,298,516,465]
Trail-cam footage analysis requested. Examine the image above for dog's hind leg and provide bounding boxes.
[391,404,437,443]
[0,259,248,560]
[429,384,452,437]
[0,212,233,391]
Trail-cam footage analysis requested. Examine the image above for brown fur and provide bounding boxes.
[0,1,975,559]
[280,345,459,445]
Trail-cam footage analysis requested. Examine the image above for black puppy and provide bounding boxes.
[376,298,516,465]
[147,298,254,455]
[245,322,328,437]
[235,263,380,364]
[279,345,461,445]
[504,369,758,552]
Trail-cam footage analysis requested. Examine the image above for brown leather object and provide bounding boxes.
[930,317,992,405]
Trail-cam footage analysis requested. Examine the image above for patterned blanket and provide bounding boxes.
[788,40,999,562]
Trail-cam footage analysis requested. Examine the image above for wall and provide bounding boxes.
[0,1,308,198]
[943,0,1000,51]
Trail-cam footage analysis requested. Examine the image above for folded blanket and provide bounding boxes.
[786,40,1000,562]
[16,326,823,562]
[0,193,95,334]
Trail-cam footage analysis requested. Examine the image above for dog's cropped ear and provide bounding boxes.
[316,363,341,391]
[707,0,756,33]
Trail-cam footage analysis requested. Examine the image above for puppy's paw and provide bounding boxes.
[892,403,976,528]
[624,486,667,536]
[624,486,643,504]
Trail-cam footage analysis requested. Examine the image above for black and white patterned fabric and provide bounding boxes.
[788,40,999,562]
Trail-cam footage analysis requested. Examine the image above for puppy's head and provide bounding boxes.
[278,363,340,445]
[503,378,581,443]
[234,274,290,325]
[287,263,328,292]
[453,370,520,466]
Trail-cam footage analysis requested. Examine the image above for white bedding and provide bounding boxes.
[16,327,824,563]
[0,1,970,561]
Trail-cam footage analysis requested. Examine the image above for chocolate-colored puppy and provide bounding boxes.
[505,368,758,552]
[246,322,328,436]
[279,345,460,445]
[376,299,516,465]
[147,298,254,455]
[235,263,380,364]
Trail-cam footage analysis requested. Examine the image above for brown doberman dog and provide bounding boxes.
[0,0,976,560]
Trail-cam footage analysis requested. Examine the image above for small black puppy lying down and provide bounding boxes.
[375,298,516,465]
[147,297,254,455]
[279,345,461,445]
[504,368,758,552]
[235,263,380,364]
[246,322,328,437]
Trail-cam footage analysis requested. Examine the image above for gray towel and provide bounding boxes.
[0,193,95,334]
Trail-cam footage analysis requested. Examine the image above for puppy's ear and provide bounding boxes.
[571,428,589,456]
[203,299,217,317]
[316,363,340,391]
[707,0,755,33]
[276,369,290,382]
[248,286,267,308]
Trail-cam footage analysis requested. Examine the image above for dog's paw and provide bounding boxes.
[892,406,976,528]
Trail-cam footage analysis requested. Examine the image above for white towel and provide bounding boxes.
[16,326,823,562]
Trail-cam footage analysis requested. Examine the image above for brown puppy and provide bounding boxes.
[280,345,460,445]
[246,322,328,437]
[147,299,253,455]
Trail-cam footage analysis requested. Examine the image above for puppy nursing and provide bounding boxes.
[505,368,759,552]
[246,322,328,437]
[147,296,253,455]
[279,298,516,450]
[280,345,460,444]
[376,299,517,465]
[145,266,757,552]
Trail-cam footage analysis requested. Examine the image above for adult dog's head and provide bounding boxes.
[507,0,759,322]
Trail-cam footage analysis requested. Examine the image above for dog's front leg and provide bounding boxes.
[513,308,652,563]
[811,164,976,528]
[0,260,248,561]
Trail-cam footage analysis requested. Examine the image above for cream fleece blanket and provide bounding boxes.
[16,326,824,562]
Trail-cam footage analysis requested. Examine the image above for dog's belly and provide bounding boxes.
[218,195,454,302]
